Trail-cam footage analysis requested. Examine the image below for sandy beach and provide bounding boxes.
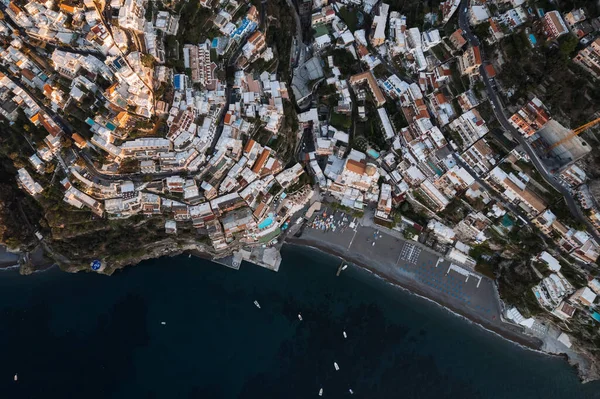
[284,210,543,350]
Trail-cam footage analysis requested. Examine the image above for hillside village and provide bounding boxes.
[3,0,600,377]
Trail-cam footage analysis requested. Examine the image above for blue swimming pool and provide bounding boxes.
[529,34,537,45]
[259,216,274,230]
[367,149,380,159]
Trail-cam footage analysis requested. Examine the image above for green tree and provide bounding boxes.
[141,53,156,68]
[558,34,578,59]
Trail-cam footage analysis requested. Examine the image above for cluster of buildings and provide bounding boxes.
[460,0,600,56]
[72,61,296,251]
[4,0,600,284]
[0,0,307,257]
[529,250,600,325]
[295,0,600,270]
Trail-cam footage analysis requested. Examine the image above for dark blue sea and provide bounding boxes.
[0,245,599,399]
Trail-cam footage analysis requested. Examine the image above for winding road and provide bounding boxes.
[458,0,600,242]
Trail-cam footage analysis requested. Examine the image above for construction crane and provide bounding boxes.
[548,117,600,151]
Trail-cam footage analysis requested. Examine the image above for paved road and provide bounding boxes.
[458,0,600,242]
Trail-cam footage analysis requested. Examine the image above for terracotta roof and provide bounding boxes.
[434,92,447,104]
[43,84,53,96]
[349,71,386,106]
[547,12,567,35]
[472,46,482,65]
[503,178,547,213]
[357,45,369,58]
[489,18,501,33]
[59,3,76,13]
[71,133,87,145]
[485,64,496,78]
[106,83,118,95]
[248,31,264,45]
[21,69,35,81]
[417,109,430,119]
[251,148,271,173]
[414,98,426,110]
[253,202,266,219]
[40,114,62,137]
[557,301,576,317]
[244,139,256,153]
[473,139,492,155]
[248,5,258,20]
[8,2,21,14]
[345,159,366,174]
[450,29,467,47]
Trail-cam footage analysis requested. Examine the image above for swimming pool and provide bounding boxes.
[258,216,274,230]
[367,149,380,159]
[529,34,537,46]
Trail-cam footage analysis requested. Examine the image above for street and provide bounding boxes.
[457,0,600,242]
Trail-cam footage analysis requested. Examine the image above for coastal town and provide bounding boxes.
[2,0,600,381]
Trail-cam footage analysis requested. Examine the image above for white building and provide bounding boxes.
[17,168,43,196]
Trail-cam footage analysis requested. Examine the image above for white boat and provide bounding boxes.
[161,321,166,325]
[188,254,191,258]
[372,242,375,246]
[341,265,348,271]
[13,374,17,382]
[343,331,347,338]
[318,388,323,396]
[298,313,303,321]
[254,300,261,309]
[334,362,339,371]
[349,388,354,394]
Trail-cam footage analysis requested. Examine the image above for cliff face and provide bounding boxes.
[0,160,41,250]
[39,214,219,275]
[56,238,218,276]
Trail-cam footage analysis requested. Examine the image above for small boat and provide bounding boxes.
[334,362,339,371]
[343,331,347,338]
[318,388,323,396]
[341,265,348,271]
[161,321,166,325]
[254,300,261,309]
[13,374,17,382]
[298,313,303,321]
[349,388,354,394]
[372,242,375,246]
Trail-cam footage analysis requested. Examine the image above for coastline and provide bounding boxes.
[21,220,597,381]
[284,236,542,351]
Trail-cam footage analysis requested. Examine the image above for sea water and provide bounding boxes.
[0,245,599,398]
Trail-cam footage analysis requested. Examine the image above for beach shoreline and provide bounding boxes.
[284,236,543,351]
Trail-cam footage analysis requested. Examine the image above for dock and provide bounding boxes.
[336,261,347,276]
